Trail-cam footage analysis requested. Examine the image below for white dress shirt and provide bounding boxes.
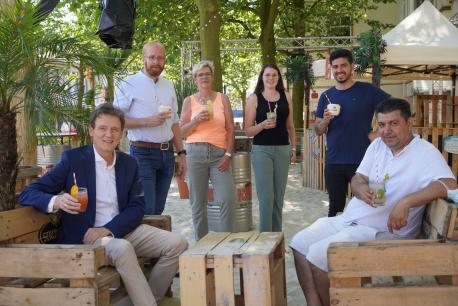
[93,147,119,227]
[113,70,179,143]
[47,147,120,228]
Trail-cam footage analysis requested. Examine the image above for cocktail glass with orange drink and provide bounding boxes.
[74,187,88,212]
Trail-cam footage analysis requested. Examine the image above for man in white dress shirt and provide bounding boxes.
[290,98,457,306]
[114,41,186,215]
[20,103,188,306]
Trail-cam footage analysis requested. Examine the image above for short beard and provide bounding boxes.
[335,74,351,84]
[145,66,163,78]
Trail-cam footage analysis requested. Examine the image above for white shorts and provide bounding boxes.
[289,215,379,272]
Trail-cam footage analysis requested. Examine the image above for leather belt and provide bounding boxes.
[130,141,171,150]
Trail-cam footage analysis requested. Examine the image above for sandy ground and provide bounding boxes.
[117,162,329,306]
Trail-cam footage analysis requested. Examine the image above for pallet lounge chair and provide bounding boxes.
[0,206,172,306]
[328,199,458,306]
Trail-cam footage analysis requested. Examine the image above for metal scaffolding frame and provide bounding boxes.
[180,36,358,82]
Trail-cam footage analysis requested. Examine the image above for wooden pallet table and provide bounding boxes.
[328,199,458,306]
[179,231,286,306]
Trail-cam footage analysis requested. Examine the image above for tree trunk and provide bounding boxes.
[195,0,223,92]
[292,81,304,129]
[259,0,279,64]
[239,89,247,127]
[1,0,18,211]
[372,64,381,88]
[0,111,19,211]
[291,0,305,129]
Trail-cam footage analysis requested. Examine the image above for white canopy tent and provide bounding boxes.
[381,0,458,81]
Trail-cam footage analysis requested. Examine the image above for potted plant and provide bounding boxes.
[0,1,116,211]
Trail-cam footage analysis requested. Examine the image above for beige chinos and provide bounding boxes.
[95,224,188,306]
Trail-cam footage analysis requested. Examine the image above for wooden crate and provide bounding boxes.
[328,199,458,306]
[179,232,286,306]
[0,206,172,306]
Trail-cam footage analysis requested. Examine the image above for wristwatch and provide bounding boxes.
[177,149,187,156]
[224,152,232,158]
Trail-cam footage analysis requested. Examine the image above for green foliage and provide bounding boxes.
[353,23,387,86]
[278,0,396,38]
[222,51,260,108]
[0,0,118,141]
[284,53,315,86]
[57,0,199,81]
[174,79,196,115]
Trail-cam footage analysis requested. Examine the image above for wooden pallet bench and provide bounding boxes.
[179,231,286,306]
[0,206,172,306]
[328,199,458,306]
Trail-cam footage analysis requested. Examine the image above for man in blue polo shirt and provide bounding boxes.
[315,49,390,217]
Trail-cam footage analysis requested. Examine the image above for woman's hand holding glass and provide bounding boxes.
[262,118,276,129]
[193,110,210,124]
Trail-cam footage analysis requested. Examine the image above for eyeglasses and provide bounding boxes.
[196,72,212,78]
[264,73,279,78]
[145,55,165,62]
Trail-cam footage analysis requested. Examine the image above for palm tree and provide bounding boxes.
[0,1,116,211]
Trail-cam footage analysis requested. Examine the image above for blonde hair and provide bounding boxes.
[142,41,165,59]
[192,60,214,78]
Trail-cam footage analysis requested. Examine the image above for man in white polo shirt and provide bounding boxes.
[114,41,186,215]
[290,98,457,306]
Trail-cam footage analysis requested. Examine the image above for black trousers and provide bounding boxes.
[324,164,359,217]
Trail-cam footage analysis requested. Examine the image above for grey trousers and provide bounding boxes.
[186,142,235,240]
[95,224,188,306]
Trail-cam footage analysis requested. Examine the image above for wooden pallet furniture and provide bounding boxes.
[15,166,42,194]
[328,199,458,306]
[0,206,172,306]
[179,231,286,306]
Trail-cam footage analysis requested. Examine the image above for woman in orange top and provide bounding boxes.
[180,60,235,240]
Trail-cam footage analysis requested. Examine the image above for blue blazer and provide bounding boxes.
[19,146,145,244]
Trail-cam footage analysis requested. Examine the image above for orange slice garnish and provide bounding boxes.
[70,184,78,196]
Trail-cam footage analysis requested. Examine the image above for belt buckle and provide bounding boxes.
[160,142,169,150]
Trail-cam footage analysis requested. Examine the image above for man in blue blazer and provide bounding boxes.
[19,103,188,306]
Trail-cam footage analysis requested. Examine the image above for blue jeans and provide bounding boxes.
[251,145,290,232]
[130,145,175,215]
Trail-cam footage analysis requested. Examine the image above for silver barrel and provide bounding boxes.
[231,152,251,183]
[36,144,70,167]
